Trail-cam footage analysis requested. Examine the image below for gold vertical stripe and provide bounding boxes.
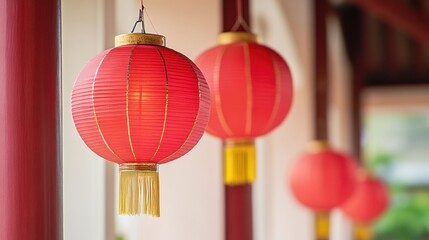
[150,49,169,161]
[92,50,121,160]
[214,46,234,136]
[163,60,201,161]
[126,47,137,160]
[264,53,282,130]
[243,43,253,135]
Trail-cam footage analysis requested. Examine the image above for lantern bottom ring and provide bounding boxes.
[119,163,160,217]
[119,162,158,172]
[223,139,256,185]
[315,211,330,240]
[354,223,373,240]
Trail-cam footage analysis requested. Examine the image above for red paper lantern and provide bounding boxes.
[341,173,389,222]
[196,32,293,139]
[72,33,210,216]
[195,32,293,185]
[289,141,357,211]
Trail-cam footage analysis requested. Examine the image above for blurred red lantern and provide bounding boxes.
[289,141,357,211]
[195,32,293,185]
[341,173,389,222]
[72,33,210,217]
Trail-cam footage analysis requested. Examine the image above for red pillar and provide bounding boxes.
[314,0,329,142]
[225,185,253,240]
[222,1,253,240]
[0,0,62,239]
[314,0,330,239]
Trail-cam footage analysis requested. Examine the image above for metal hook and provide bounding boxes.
[131,4,146,33]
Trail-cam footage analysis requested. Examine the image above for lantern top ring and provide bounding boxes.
[115,33,166,47]
[218,32,258,44]
[307,140,330,153]
[119,163,159,172]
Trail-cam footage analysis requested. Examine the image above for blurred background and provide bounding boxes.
[61,0,429,239]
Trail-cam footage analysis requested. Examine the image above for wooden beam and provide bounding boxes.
[351,0,429,46]
[413,0,426,74]
[366,72,429,87]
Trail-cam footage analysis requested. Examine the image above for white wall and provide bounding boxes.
[62,0,353,239]
[253,0,314,239]
[62,0,107,239]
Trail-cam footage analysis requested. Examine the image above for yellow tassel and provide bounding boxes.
[119,163,160,217]
[354,223,373,240]
[315,212,330,240]
[223,139,256,185]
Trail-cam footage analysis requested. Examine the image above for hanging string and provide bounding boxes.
[131,0,146,33]
[230,0,250,32]
[144,8,158,34]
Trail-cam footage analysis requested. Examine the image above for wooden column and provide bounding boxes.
[314,0,330,239]
[351,12,372,240]
[0,0,62,239]
[350,19,366,161]
[223,0,250,32]
[223,1,253,240]
[314,0,330,142]
[337,4,366,162]
[225,185,253,240]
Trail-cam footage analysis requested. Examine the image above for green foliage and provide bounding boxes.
[367,152,394,167]
[364,152,394,173]
[365,112,429,239]
[375,189,429,240]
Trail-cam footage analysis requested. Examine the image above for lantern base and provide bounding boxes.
[223,139,256,185]
[354,223,373,240]
[315,212,330,240]
[119,163,160,217]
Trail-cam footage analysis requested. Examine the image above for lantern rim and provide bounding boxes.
[307,140,330,153]
[218,31,258,44]
[115,33,166,47]
[119,162,159,172]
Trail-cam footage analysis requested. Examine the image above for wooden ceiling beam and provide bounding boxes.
[351,0,429,46]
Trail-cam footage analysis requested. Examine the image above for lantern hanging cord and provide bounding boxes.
[230,0,250,32]
[131,0,146,33]
[144,7,158,34]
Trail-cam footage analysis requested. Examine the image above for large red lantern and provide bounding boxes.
[195,32,293,185]
[341,173,389,222]
[72,33,210,217]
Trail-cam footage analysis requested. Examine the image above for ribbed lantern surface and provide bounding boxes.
[289,142,357,211]
[341,174,389,222]
[195,35,293,140]
[72,33,210,216]
[195,32,293,185]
